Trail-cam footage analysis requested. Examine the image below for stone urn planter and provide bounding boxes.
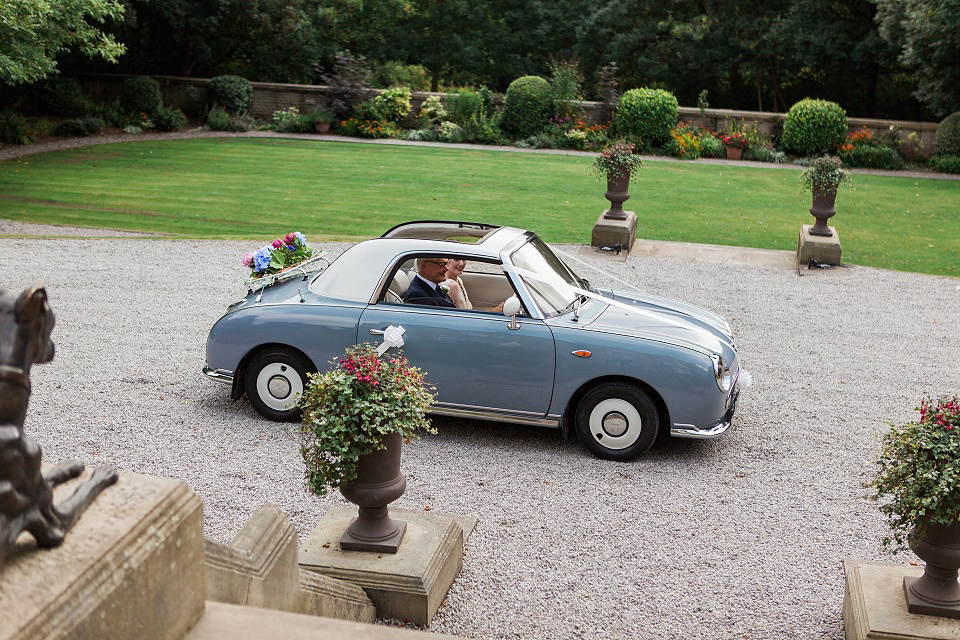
[299,344,436,554]
[808,189,837,237]
[800,155,850,236]
[314,122,331,134]
[339,432,408,552]
[867,395,960,618]
[603,169,631,220]
[904,520,960,617]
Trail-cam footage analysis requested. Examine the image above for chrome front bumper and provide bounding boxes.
[670,388,739,439]
[203,366,234,385]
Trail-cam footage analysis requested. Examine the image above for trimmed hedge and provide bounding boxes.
[933,112,960,157]
[781,98,847,156]
[210,75,253,115]
[121,76,163,116]
[53,117,105,137]
[500,76,552,139]
[613,88,679,146]
[928,154,960,174]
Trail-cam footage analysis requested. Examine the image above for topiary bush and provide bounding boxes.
[152,105,187,132]
[933,112,960,157]
[0,110,30,144]
[121,76,163,116]
[53,117,105,137]
[500,75,552,139]
[209,75,253,115]
[613,88,679,146]
[781,98,847,156]
[928,154,960,174]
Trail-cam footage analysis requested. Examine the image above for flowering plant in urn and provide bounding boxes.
[867,395,960,549]
[299,344,436,496]
[591,141,644,181]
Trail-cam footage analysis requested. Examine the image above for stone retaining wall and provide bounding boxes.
[75,73,940,158]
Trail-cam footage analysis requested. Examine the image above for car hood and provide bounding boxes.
[585,289,736,360]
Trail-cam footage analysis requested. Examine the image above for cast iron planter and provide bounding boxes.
[904,520,960,618]
[603,169,631,220]
[809,189,837,237]
[339,431,407,553]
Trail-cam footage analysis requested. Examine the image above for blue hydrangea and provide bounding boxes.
[294,232,307,245]
[253,246,273,272]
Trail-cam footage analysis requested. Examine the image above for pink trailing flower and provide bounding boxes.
[241,252,254,267]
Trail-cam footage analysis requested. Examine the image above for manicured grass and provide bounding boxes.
[1,137,958,276]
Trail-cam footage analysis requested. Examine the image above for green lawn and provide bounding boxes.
[1,137,958,276]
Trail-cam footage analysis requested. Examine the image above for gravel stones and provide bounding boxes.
[2,230,959,639]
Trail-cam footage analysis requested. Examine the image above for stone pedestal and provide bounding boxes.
[0,470,205,640]
[843,558,960,639]
[205,504,376,623]
[299,507,464,626]
[798,224,842,267]
[591,211,637,252]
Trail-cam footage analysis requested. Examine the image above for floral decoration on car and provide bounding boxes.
[243,232,313,278]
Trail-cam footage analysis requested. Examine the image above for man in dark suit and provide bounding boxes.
[403,257,456,307]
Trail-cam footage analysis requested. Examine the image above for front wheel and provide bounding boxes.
[244,349,312,422]
[574,383,659,461]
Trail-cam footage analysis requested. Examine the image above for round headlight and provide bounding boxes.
[710,354,732,392]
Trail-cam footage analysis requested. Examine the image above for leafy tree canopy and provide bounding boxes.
[0,0,125,84]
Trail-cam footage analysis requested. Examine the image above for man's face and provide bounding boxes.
[420,258,448,284]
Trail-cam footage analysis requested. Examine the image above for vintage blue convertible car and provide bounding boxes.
[204,221,746,460]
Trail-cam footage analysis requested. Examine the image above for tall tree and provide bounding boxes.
[0,0,126,84]
[874,0,960,117]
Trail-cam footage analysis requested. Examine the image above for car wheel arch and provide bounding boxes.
[561,375,670,440]
[232,343,317,401]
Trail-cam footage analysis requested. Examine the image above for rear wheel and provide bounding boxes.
[575,382,659,461]
[245,349,312,422]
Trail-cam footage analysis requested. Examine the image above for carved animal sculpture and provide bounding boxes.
[0,285,118,566]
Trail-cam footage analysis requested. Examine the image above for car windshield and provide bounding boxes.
[509,236,583,315]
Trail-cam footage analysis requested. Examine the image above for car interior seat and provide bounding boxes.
[385,270,410,303]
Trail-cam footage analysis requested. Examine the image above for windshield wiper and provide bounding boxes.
[561,293,586,321]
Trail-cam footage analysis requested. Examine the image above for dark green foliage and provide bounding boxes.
[841,144,904,170]
[209,75,253,115]
[121,76,163,116]
[500,75,552,139]
[351,99,383,122]
[613,88,679,145]
[25,78,94,117]
[933,112,960,156]
[698,132,725,158]
[0,110,31,144]
[182,85,211,118]
[458,113,506,145]
[206,107,250,132]
[53,117,105,137]
[447,89,484,125]
[86,102,129,128]
[153,106,187,131]
[928,155,960,174]
[781,99,847,155]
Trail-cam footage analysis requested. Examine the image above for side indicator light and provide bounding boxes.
[571,350,592,358]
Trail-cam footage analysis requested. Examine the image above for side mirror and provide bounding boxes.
[502,296,521,330]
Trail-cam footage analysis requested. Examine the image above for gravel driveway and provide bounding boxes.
[2,230,959,639]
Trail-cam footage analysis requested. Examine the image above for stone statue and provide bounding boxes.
[0,285,118,566]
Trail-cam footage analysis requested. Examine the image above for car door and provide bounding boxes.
[357,303,556,418]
